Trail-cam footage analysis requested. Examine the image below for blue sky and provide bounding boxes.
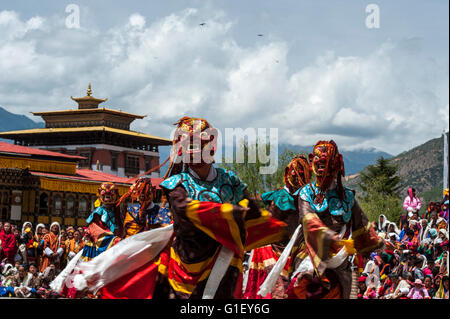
[0,0,448,155]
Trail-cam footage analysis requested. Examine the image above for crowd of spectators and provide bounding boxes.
[0,221,86,298]
[0,187,448,299]
[357,188,449,299]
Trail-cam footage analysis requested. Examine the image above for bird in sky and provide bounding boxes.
[257,34,264,37]
[199,23,206,26]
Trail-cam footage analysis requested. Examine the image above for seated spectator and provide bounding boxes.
[435,229,448,246]
[387,222,400,235]
[424,275,436,298]
[11,264,35,298]
[428,228,438,243]
[377,214,389,233]
[424,202,439,221]
[412,257,425,281]
[418,240,435,261]
[380,273,400,299]
[399,224,408,241]
[407,279,430,299]
[35,264,59,299]
[11,265,29,298]
[437,250,447,275]
[387,232,399,246]
[0,262,16,286]
[440,200,449,221]
[26,263,41,289]
[394,272,412,298]
[401,229,418,252]
[363,275,379,299]
[418,219,430,243]
[357,275,367,299]
[422,258,434,277]
[434,275,449,299]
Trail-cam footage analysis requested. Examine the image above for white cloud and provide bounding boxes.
[129,13,146,29]
[0,8,448,155]
[0,11,45,40]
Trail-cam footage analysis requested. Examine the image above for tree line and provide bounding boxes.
[220,141,404,223]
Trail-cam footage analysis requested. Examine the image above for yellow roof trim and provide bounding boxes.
[32,108,146,119]
[0,126,171,143]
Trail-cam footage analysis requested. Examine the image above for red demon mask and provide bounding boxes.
[309,140,345,203]
[284,155,312,193]
[173,116,218,166]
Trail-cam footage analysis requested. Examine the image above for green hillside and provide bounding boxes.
[345,132,449,202]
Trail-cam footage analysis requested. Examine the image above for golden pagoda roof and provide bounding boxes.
[31,107,146,119]
[0,126,172,144]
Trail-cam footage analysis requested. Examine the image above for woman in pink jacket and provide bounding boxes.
[403,188,422,217]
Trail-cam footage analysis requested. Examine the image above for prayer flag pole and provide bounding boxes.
[444,130,449,276]
[444,130,448,196]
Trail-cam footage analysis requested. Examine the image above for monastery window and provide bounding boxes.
[1,207,8,221]
[145,159,152,172]
[39,193,49,216]
[111,153,118,171]
[54,194,62,216]
[78,197,88,218]
[0,191,9,221]
[79,152,91,168]
[66,195,75,217]
[125,155,140,175]
[1,191,8,205]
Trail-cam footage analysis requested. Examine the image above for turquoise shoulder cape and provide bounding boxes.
[261,188,296,211]
[86,205,117,233]
[297,183,355,223]
[160,167,247,204]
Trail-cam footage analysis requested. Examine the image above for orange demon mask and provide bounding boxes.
[284,155,312,193]
[98,182,120,206]
[117,177,154,219]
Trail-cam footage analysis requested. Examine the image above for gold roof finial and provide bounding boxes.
[71,83,108,109]
[87,83,92,96]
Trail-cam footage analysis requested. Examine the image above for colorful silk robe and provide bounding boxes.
[123,203,172,238]
[153,167,286,299]
[244,187,298,299]
[287,183,383,299]
[81,222,119,262]
[81,206,121,262]
[86,206,118,234]
[92,167,285,299]
[152,198,286,298]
